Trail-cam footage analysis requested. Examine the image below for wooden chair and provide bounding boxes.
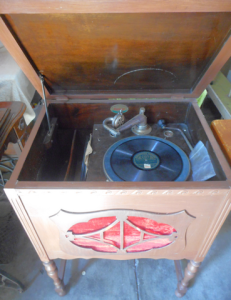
[0,101,26,292]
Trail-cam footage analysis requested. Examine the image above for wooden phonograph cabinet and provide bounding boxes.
[1,1,231,297]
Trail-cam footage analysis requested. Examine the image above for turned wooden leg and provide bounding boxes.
[43,260,66,296]
[174,260,183,283]
[175,260,201,298]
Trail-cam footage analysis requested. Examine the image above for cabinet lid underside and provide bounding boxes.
[3,12,231,97]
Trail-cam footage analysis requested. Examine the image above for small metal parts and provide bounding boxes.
[164,130,174,138]
[158,119,193,151]
[39,73,59,149]
[112,110,125,128]
[103,110,125,137]
[103,107,151,136]
[43,117,58,149]
[39,73,51,132]
[131,107,152,135]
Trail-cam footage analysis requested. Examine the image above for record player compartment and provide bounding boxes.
[18,101,227,182]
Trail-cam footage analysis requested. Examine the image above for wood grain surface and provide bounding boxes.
[4,13,231,95]
[211,120,231,167]
[1,0,231,14]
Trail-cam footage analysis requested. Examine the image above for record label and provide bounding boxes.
[133,151,160,170]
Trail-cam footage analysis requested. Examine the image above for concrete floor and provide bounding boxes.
[1,97,231,300]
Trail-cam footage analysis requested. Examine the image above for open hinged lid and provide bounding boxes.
[0,2,231,99]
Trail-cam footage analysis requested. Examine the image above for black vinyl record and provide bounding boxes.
[103,136,190,182]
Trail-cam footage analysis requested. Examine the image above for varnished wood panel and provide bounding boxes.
[15,188,229,261]
[4,13,231,94]
[1,0,231,14]
[193,37,231,97]
[4,189,50,262]
[50,102,190,129]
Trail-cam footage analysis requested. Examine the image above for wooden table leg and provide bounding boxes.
[43,260,66,297]
[175,260,201,298]
[58,260,67,282]
[174,260,183,283]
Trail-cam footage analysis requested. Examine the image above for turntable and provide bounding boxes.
[103,135,190,182]
[87,114,191,182]
[2,4,231,299]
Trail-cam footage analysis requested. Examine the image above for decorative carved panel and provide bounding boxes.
[50,210,195,257]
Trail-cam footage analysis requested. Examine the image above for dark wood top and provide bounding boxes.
[4,13,231,96]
